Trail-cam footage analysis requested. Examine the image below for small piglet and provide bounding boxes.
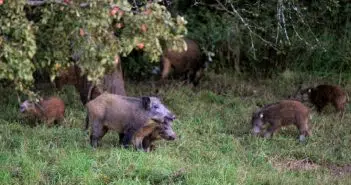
[20,96,65,126]
[251,100,312,142]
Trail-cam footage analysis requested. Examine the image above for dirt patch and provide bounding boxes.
[272,158,351,177]
[272,158,320,171]
[328,164,351,177]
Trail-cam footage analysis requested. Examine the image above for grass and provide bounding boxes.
[1,71,351,184]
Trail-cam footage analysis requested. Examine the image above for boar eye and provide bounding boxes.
[153,105,159,109]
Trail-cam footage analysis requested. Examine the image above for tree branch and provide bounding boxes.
[26,0,89,7]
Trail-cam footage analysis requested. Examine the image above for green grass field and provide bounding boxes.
[1,71,351,185]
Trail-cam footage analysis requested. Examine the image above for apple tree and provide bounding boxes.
[0,0,187,97]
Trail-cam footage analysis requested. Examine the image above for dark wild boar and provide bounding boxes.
[19,96,65,126]
[132,119,176,152]
[85,93,176,148]
[160,38,206,86]
[251,100,311,142]
[296,84,347,118]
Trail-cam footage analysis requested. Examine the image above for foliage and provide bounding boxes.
[0,0,187,96]
[186,7,241,71]
[0,0,37,93]
[176,0,351,76]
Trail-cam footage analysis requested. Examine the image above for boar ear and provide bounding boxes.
[142,97,151,110]
[256,102,264,108]
[34,102,45,112]
[259,113,264,118]
[156,95,163,102]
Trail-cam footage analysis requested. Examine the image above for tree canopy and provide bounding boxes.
[0,0,187,96]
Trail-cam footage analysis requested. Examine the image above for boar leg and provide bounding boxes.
[46,118,55,127]
[263,123,278,138]
[84,114,89,131]
[192,68,204,87]
[54,119,61,126]
[161,58,171,80]
[90,119,108,148]
[118,133,125,145]
[187,70,196,85]
[142,138,152,152]
[333,100,346,120]
[143,140,156,152]
[142,135,158,152]
[121,128,136,148]
[133,124,157,151]
[296,117,311,142]
[314,101,326,113]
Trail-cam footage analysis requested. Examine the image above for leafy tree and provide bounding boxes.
[0,0,187,97]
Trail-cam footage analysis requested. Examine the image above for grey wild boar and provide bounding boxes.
[19,96,65,126]
[251,100,311,142]
[85,93,176,148]
[54,60,126,131]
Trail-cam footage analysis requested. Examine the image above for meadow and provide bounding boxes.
[0,71,351,185]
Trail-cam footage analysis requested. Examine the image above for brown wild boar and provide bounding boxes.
[85,93,176,148]
[132,119,176,152]
[296,84,347,117]
[19,97,65,126]
[54,64,80,90]
[54,57,126,105]
[251,100,311,142]
[160,38,206,86]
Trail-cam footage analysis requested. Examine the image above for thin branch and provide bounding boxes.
[27,0,63,6]
[286,4,312,47]
[275,1,280,44]
[27,0,89,7]
[291,2,325,51]
[277,0,290,45]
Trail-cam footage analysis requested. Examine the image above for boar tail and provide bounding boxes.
[16,92,22,105]
[346,92,349,103]
[84,114,89,131]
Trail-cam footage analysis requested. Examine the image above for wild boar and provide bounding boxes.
[54,58,126,105]
[19,96,65,126]
[85,93,176,148]
[296,84,347,118]
[251,100,311,142]
[160,38,206,86]
[54,64,80,90]
[132,119,176,152]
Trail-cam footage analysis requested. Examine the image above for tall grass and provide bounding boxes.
[1,71,351,184]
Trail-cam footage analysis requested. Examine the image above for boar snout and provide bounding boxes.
[251,124,262,136]
[19,105,26,113]
[168,134,176,140]
[164,131,176,140]
[166,114,176,121]
[160,124,177,140]
[19,100,30,113]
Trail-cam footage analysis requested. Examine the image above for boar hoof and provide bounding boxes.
[90,136,99,148]
[263,132,272,138]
